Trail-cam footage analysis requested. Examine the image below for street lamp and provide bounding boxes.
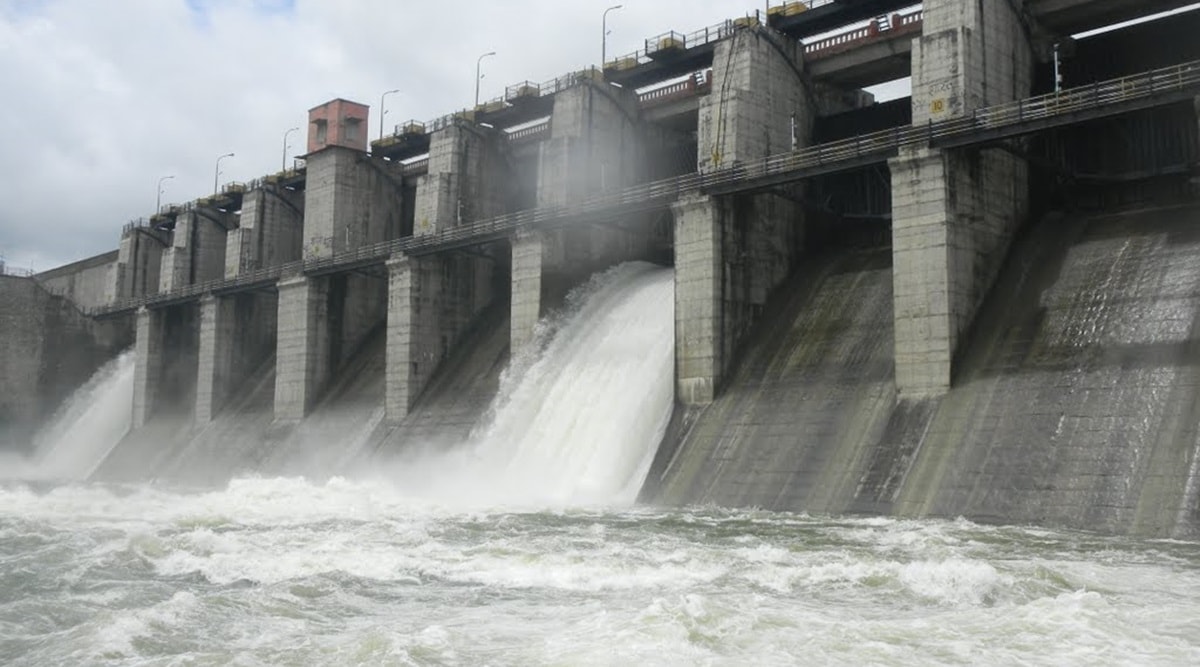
[602,5,623,71]
[379,89,401,140]
[475,51,496,107]
[282,127,299,171]
[156,175,175,213]
[213,152,234,195]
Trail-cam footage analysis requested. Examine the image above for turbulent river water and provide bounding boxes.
[4,263,1200,665]
[3,485,1200,666]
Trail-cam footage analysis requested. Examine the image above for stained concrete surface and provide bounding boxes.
[654,203,1200,538]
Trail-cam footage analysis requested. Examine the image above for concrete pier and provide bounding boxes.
[675,23,812,405]
[503,76,663,357]
[301,146,406,259]
[226,185,303,278]
[414,119,505,235]
[131,308,162,429]
[273,276,329,421]
[195,292,277,423]
[509,230,549,355]
[131,303,198,427]
[538,76,645,205]
[114,226,168,300]
[385,253,497,422]
[160,208,234,291]
[890,0,1034,396]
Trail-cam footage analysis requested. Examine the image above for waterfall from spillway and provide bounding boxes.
[383,261,676,508]
[0,350,135,481]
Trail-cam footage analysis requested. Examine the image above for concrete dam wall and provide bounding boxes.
[648,203,1200,538]
[7,0,1200,536]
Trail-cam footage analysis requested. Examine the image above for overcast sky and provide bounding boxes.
[3,0,827,271]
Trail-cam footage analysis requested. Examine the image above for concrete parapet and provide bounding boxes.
[302,146,405,259]
[273,276,329,421]
[35,251,119,311]
[414,120,506,236]
[226,186,303,278]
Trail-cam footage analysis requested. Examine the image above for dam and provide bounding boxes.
[5,0,1200,538]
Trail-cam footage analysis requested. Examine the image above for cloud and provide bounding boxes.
[0,0,879,271]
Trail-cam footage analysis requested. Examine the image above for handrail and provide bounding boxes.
[90,59,1200,318]
[804,9,923,59]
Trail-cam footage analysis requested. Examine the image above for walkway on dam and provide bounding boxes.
[91,58,1200,318]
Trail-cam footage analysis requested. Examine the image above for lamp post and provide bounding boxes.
[156,175,175,213]
[379,89,401,140]
[282,127,299,171]
[602,5,623,70]
[475,51,496,107]
[214,152,234,195]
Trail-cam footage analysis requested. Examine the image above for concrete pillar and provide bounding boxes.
[385,255,423,422]
[131,306,163,428]
[115,228,166,300]
[386,250,497,423]
[670,23,810,406]
[891,0,1034,397]
[699,24,813,172]
[302,146,405,260]
[160,209,232,292]
[226,186,303,278]
[510,230,548,356]
[273,276,329,421]
[672,194,722,405]
[538,77,645,207]
[195,295,235,423]
[414,120,505,236]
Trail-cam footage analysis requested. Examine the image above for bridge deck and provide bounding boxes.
[92,59,1200,318]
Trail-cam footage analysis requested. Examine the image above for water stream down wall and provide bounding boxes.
[650,203,1200,538]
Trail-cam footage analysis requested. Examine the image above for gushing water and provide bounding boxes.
[381,261,675,508]
[0,350,134,480]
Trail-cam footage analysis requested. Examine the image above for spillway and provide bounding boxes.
[0,350,134,481]
[375,261,676,507]
[646,244,896,509]
[652,203,1200,537]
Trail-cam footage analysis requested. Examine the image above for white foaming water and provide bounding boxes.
[3,479,1200,666]
[383,261,676,508]
[0,350,133,480]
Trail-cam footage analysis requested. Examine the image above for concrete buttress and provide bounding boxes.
[387,252,498,423]
[273,276,330,421]
[160,208,233,292]
[226,186,304,278]
[414,120,505,236]
[674,23,812,405]
[302,146,405,259]
[195,295,235,423]
[131,307,164,429]
[890,0,1035,397]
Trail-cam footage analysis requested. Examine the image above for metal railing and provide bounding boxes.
[804,9,923,59]
[91,59,1200,317]
[507,120,552,142]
